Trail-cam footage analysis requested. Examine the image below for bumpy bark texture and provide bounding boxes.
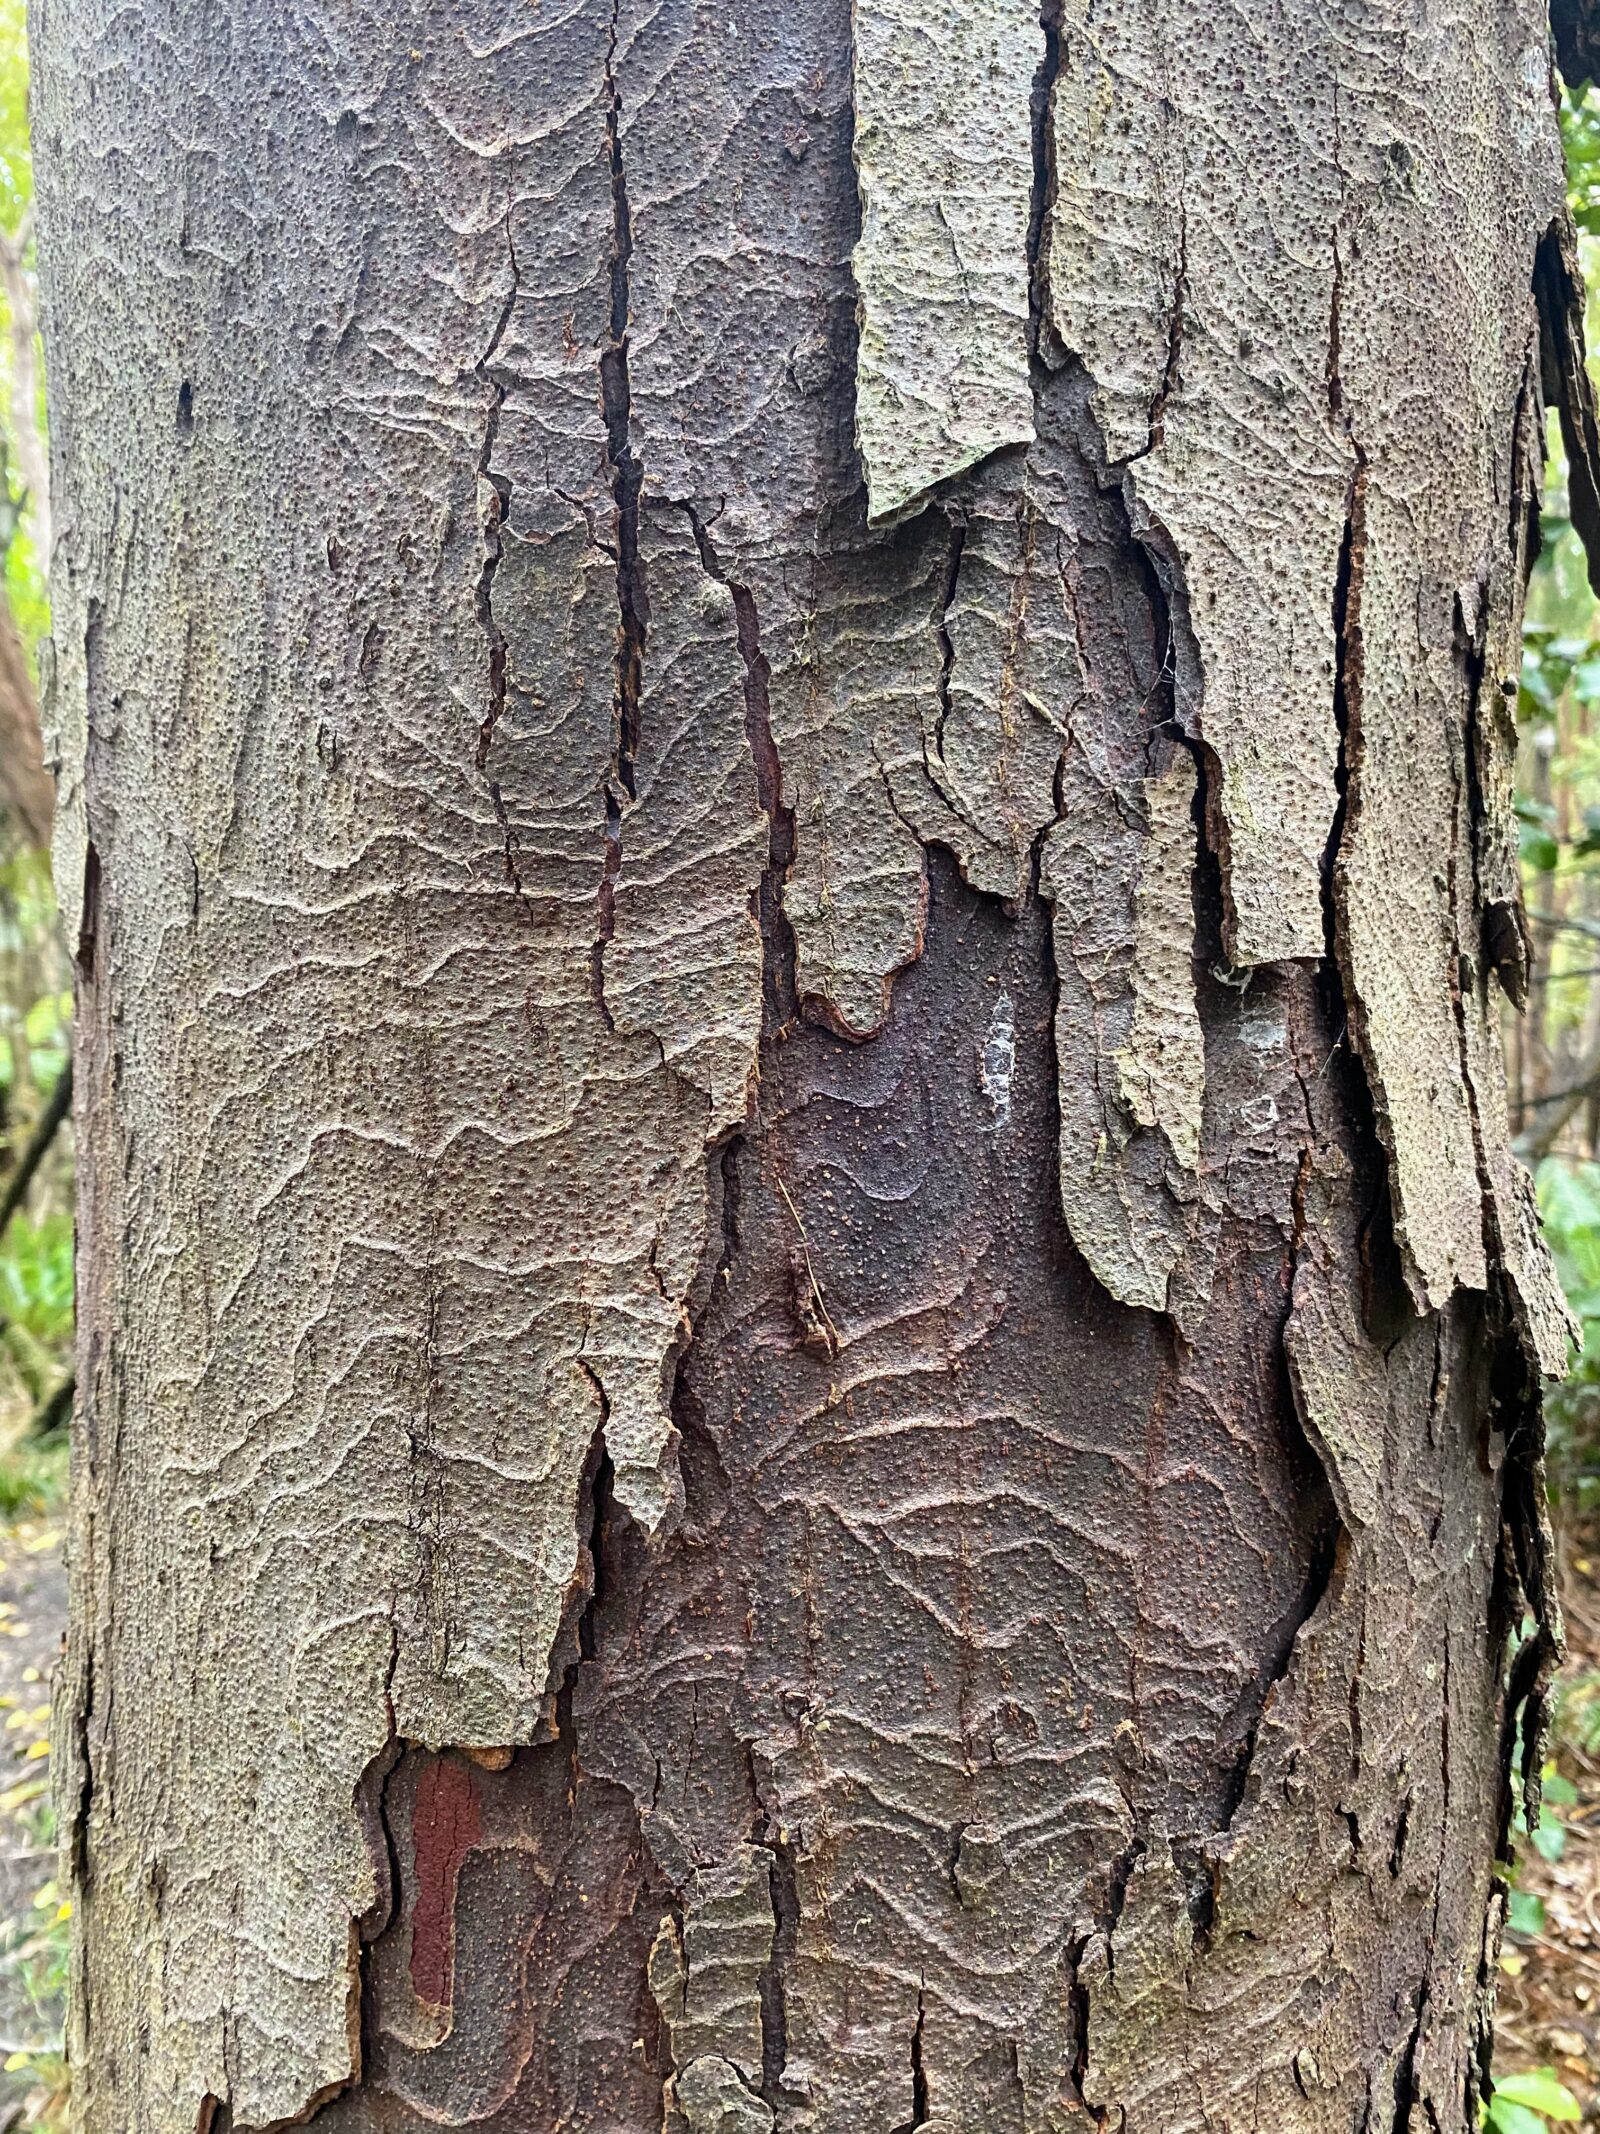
[27,1,1588,2129]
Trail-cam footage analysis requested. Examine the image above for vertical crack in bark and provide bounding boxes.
[1025,0,1063,345]
[680,504,800,1031]
[888,1979,930,2134]
[1439,363,1562,1854]
[1391,1979,1432,2134]
[596,2,645,1027]
[474,221,530,910]
[1143,196,1188,457]
[931,514,968,776]
[1063,1929,1094,2111]
[1322,448,1368,961]
[543,1393,616,1737]
[755,1826,800,2109]
[65,1573,95,1890]
[1172,1162,1345,1947]
[1212,1506,1342,1845]
[1446,742,1506,1297]
[1458,566,1530,1007]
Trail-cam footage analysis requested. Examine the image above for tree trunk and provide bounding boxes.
[29,3,1595,2129]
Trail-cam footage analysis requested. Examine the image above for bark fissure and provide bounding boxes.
[1141,194,1188,459]
[1323,453,1368,960]
[1025,0,1063,335]
[889,1980,930,2134]
[680,504,800,1032]
[931,515,968,774]
[755,1828,800,2110]
[473,222,529,909]
[595,1,645,1025]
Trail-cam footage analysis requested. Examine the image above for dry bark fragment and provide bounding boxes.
[903,448,1077,904]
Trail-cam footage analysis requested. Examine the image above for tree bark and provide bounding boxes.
[28,3,1592,2130]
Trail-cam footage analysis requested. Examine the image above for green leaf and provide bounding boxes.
[1493,2068,1582,2121]
[1541,1769,1579,1807]
[1487,2101,1554,2134]
[1507,1888,1546,1936]
[1531,1820,1567,1862]
[1521,825,1561,872]
[23,990,61,1048]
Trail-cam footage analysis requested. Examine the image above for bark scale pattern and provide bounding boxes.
[27,1,1580,2131]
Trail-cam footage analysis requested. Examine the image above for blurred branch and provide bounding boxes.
[1555,0,1600,93]
[0,1058,69,1237]
[0,206,47,568]
[1525,1077,1600,1109]
[0,211,56,852]
[1530,908,1600,938]
[29,1372,71,1439]
[0,594,50,847]
[1521,1051,1600,1157]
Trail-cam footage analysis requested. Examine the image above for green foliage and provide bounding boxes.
[0,0,28,236]
[1555,1656,1600,1758]
[0,1212,71,1358]
[0,0,42,658]
[1535,1161,1600,1500]
[1530,1768,1579,1863]
[1507,1886,1548,1937]
[1565,82,1600,242]
[0,1438,63,1521]
[0,1209,71,1411]
[1485,2068,1583,2134]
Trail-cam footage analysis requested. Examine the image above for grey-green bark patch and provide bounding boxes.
[667,2057,775,2134]
[1041,742,1202,1314]
[850,0,1040,525]
[648,1846,772,2086]
[1045,0,1569,1340]
[903,464,1075,905]
[1116,753,1204,1175]
[1046,0,1349,970]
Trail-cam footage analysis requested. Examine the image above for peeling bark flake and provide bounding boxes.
[1041,740,1203,1313]
[850,0,1041,523]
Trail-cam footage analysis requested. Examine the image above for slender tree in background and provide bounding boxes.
[0,44,50,855]
[27,1,1600,2129]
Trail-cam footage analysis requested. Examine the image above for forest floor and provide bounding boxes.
[0,1506,66,2134]
[1498,1515,1600,2123]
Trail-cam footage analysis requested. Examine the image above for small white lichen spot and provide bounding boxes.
[850,0,1042,523]
[982,988,1016,1132]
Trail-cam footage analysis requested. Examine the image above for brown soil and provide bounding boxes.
[1496,1516,1600,2119]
